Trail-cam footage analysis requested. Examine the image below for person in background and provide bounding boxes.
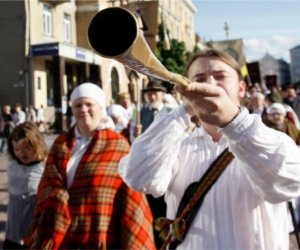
[248,91,269,123]
[3,122,48,249]
[25,82,155,249]
[116,92,136,121]
[26,105,37,124]
[12,103,26,125]
[131,80,171,140]
[283,84,300,120]
[248,83,263,97]
[119,49,300,249]
[65,101,74,130]
[36,105,48,133]
[107,103,130,142]
[0,105,14,153]
[284,104,300,130]
[163,93,179,110]
[283,85,298,110]
[140,80,170,132]
[267,85,283,104]
[264,102,300,240]
[265,102,300,145]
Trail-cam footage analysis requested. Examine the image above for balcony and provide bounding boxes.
[39,0,71,5]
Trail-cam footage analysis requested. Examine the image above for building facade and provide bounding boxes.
[0,0,197,131]
[120,0,197,52]
[157,0,196,52]
[290,45,300,84]
[278,59,291,86]
[258,52,291,89]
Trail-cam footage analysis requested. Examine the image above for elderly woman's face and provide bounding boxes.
[72,97,102,131]
[268,112,285,127]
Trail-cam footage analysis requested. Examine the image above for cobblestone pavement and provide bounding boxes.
[0,133,299,249]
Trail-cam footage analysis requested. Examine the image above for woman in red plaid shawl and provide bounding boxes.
[25,83,155,250]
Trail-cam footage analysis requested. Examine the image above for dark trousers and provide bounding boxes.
[3,239,27,249]
[146,194,167,249]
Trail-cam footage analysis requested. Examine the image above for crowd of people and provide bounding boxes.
[2,48,300,249]
[0,104,48,153]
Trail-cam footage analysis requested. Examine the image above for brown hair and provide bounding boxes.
[117,92,131,99]
[117,92,131,104]
[184,49,243,81]
[7,121,48,161]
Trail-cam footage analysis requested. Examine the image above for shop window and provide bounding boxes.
[37,77,41,90]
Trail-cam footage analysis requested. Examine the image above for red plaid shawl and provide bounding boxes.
[25,128,155,250]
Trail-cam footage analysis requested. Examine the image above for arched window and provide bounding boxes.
[111,67,119,101]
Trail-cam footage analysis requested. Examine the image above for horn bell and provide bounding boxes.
[88,7,138,58]
[87,7,189,87]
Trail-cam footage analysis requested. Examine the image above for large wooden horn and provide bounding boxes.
[87,7,189,87]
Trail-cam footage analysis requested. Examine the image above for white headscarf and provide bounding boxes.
[70,83,115,130]
[70,82,106,107]
[107,104,129,132]
[284,104,300,129]
[269,103,286,116]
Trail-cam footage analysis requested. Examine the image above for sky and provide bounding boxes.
[192,0,300,63]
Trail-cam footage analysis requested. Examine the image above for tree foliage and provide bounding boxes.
[154,23,212,77]
[155,23,190,75]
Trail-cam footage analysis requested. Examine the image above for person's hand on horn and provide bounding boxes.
[175,82,240,128]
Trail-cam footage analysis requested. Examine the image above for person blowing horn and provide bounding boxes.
[119,49,300,249]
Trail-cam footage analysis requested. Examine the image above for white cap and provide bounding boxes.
[70,82,106,108]
[70,82,117,130]
[251,92,265,100]
[107,104,127,119]
[269,103,286,116]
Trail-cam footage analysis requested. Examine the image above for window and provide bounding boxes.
[43,4,53,36]
[37,77,41,90]
[63,13,71,43]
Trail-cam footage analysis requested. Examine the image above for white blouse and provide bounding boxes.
[6,160,45,243]
[66,127,92,188]
[119,105,300,249]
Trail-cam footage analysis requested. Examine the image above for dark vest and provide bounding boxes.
[140,106,156,133]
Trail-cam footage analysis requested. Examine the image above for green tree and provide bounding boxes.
[155,23,189,75]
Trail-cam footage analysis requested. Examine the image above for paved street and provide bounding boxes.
[0,133,299,249]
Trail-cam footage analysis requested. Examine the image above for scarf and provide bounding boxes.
[267,118,300,145]
[25,128,155,250]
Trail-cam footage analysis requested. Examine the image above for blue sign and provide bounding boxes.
[76,48,86,60]
[31,43,59,56]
